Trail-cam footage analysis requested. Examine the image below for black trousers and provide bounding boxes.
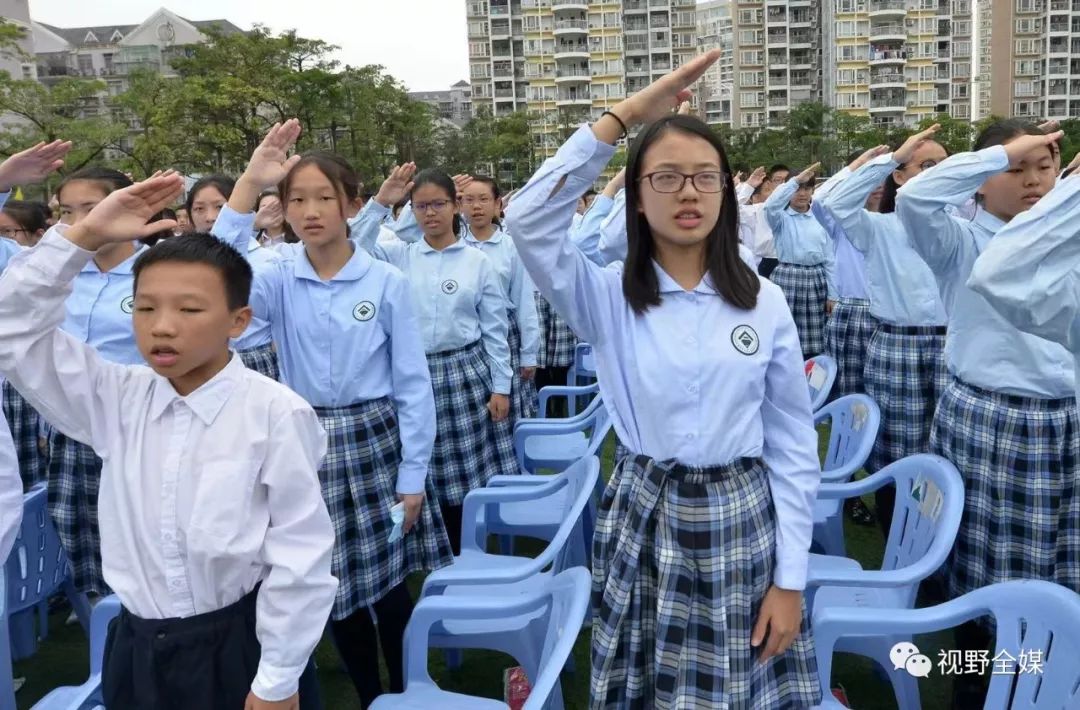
[441,502,464,556]
[329,581,415,709]
[103,586,322,710]
[535,366,571,417]
[757,257,779,279]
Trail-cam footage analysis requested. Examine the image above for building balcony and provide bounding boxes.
[869,48,909,65]
[555,67,590,82]
[556,93,592,107]
[869,23,907,42]
[869,94,906,112]
[869,0,907,18]
[767,31,789,45]
[552,0,589,10]
[870,71,906,87]
[554,44,590,59]
[553,19,588,35]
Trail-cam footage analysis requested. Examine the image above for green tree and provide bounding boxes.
[916,113,973,154]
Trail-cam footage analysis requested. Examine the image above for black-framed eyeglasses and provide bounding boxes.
[0,228,26,239]
[638,171,727,194]
[915,159,939,171]
[412,199,453,213]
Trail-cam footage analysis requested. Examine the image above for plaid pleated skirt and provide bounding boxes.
[535,293,577,368]
[863,324,949,474]
[823,298,877,398]
[931,377,1080,601]
[591,455,820,709]
[427,340,518,507]
[238,342,279,381]
[2,380,48,487]
[507,309,537,422]
[314,397,453,620]
[770,264,828,358]
[47,431,109,595]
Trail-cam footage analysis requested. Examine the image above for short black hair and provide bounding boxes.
[768,164,790,178]
[57,167,132,203]
[410,169,461,236]
[133,232,252,310]
[2,199,48,234]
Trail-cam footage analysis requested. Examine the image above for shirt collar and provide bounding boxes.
[653,260,719,296]
[293,242,374,282]
[148,352,245,425]
[417,237,466,254]
[464,228,505,245]
[973,205,1006,235]
[80,243,146,275]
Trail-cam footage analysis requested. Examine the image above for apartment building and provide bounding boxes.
[696,0,734,126]
[819,0,974,130]
[409,80,474,126]
[466,0,697,157]
[980,0,1080,121]
[728,0,823,129]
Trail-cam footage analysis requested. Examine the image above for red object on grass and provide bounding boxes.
[831,685,851,707]
[805,359,816,376]
[504,666,532,709]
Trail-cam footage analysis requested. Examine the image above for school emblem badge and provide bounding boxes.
[121,296,134,314]
[441,279,458,295]
[731,325,759,355]
[352,301,376,322]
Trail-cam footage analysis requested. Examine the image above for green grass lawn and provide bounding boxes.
[14,431,955,709]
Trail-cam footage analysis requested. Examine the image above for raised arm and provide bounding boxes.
[822,154,897,253]
[597,187,628,265]
[224,120,302,253]
[570,169,622,266]
[0,175,182,452]
[895,132,1063,276]
[252,407,336,703]
[968,174,1080,350]
[349,163,419,252]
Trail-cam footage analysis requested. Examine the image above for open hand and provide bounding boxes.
[376,163,417,208]
[1004,131,1063,167]
[751,586,804,664]
[614,49,721,127]
[241,120,302,190]
[0,140,72,192]
[66,173,183,251]
[795,163,821,185]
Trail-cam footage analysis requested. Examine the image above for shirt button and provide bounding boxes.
[687,384,698,394]
[156,630,166,640]
[686,433,695,440]
[685,335,696,345]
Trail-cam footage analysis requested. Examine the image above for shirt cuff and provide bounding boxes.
[37,226,95,281]
[359,199,391,222]
[978,144,1010,171]
[519,354,538,368]
[395,462,427,495]
[214,204,258,249]
[251,659,306,703]
[492,374,512,395]
[773,545,808,591]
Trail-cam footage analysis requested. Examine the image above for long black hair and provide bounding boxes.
[410,169,461,237]
[971,119,1044,206]
[56,167,132,203]
[623,114,758,314]
[184,174,235,215]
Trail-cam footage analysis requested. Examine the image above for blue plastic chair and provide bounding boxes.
[488,405,610,565]
[813,580,1080,709]
[807,454,964,710]
[810,394,881,557]
[565,343,597,415]
[6,486,91,660]
[30,595,120,710]
[806,354,838,412]
[420,457,600,705]
[514,384,602,474]
[371,567,591,710]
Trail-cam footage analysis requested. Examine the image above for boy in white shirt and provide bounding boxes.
[0,172,336,710]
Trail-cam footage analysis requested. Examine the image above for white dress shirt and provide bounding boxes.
[505,126,821,591]
[0,227,337,702]
[0,395,21,563]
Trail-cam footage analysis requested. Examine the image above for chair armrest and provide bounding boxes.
[461,478,568,554]
[488,474,550,487]
[537,383,599,415]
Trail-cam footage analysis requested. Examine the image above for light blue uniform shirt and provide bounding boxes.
[212,206,437,493]
[232,238,280,351]
[0,192,142,365]
[812,168,869,301]
[968,175,1080,402]
[353,203,513,394]
[822,155,947,326]
[764,178,838,299]
[570,193,615,266]
[896,145,1074,398]
[505,125,821,591]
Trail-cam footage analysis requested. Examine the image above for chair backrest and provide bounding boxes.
[541,456,601,575]
[881,454,964,599]
[978,581,1080,708]
[573,343,596,381]
[815,394,880,482]
[6,486,70,616]
[525,567,592,710]
[0,569,14,710]
[806,354,837,412]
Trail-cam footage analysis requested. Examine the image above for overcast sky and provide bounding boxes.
[28,0,470,92]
